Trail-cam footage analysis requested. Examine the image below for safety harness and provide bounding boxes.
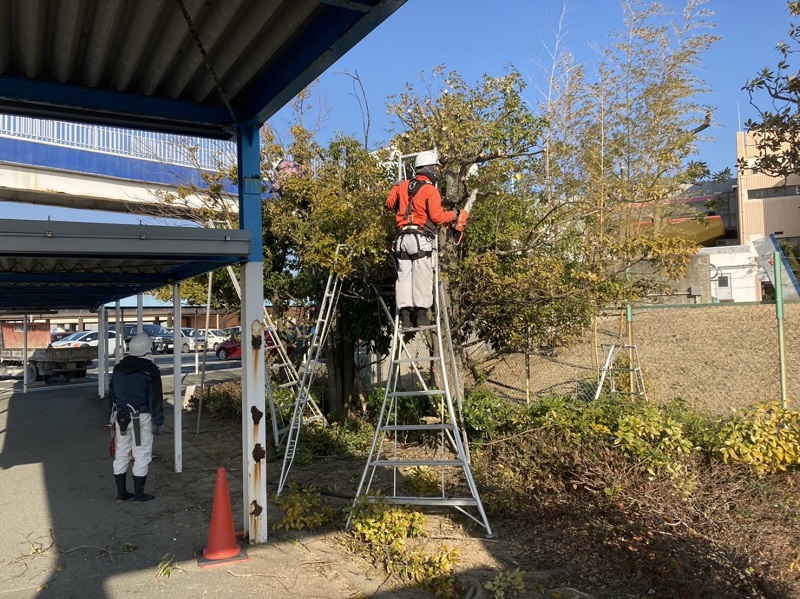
[393,178,435,261]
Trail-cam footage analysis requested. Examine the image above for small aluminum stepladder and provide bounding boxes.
[593,343,647,401]
[347,240,493,538]
[212,222,328,448]
[276,245,349,495]
[264,308,328,447]
[212,240,330,447]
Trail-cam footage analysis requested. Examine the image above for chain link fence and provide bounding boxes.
[458,300,798,414]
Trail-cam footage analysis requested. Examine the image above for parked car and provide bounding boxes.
[51,330,119,353]
[215,331,280,361]
[50,331,73,343]
[203,329,227,352]
[166,327,205,353]
[222,326,241,339]
[216,335,242,360]
[109,324,174,354]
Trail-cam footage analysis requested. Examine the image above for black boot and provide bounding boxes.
[399,307,413,329]
[132,475,155,503]
[415,307,432,327]
[114,473,134,502]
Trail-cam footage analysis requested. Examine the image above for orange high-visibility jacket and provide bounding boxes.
[385,175,456,236]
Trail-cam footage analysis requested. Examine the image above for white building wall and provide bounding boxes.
[698,245,762,303]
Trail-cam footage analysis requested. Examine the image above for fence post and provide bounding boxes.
[627,304,634,396]
[525,323,531,405]
[774,251,788,408]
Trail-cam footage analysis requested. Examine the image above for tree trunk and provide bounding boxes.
[326,313,355,421]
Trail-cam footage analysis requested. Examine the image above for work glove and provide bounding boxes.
[154,425,163,435]
[452,207,460,221]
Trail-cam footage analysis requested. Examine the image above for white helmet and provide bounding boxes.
[414,150,441,169]
[129,333,152,357]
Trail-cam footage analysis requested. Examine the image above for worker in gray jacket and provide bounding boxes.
[109,332,164,503]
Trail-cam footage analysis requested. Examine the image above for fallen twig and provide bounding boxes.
[225,570,288,579]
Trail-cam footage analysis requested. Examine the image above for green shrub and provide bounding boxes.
[363,385,437,424]
[291,419,375,465]
[612,401,696,476]
[710,402,800,474]
[271,483,335,530]
[345,499,459,598]
[462,385,526,441]
[188,379,243,419]
[347,499,425,546]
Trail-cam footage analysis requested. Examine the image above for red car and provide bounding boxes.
[215,331,281,361]
[215,336,242,360]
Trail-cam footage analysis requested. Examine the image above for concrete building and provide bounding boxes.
[737,130,800,246]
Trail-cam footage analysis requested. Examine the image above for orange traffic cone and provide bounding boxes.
[196,467,249,568]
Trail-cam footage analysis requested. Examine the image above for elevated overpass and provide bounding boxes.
[0,114,236,219]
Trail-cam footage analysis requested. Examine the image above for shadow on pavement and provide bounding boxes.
[0,379,437,599]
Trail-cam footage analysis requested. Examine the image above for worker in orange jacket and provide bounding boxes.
[385,151,458,329]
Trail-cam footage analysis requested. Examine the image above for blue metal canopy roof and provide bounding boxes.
[0,218,251,311]
[0,0,407,310]
[0,0,407,139]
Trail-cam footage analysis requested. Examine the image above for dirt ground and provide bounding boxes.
[183,407,800,599]
[180,301,800,599]
[180,408,600,599]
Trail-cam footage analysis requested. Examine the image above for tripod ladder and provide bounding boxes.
[211,220,329,447]
[348,247,493,537]
[276,245,348,495]
[221,254,329,448]
[593,343,647,400]
[264,308,328,447]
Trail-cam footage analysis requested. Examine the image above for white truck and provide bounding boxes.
[0,322,96,381]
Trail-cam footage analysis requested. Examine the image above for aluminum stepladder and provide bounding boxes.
[264,309,328,447]
[593,343,647,400]
[214,224,328,447]
[221,261,328,447]
[276,245,348,495]
[348,241,493,538]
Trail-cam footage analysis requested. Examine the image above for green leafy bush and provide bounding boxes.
[710,402,800,474]
[272,483,335,530]
[612,401,696,476]
[462,385,526,441]
[345,499,459,598]
[291,419,375,465]
[363,385,437,424]
[484,568,526,598]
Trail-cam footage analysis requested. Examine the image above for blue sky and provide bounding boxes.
[1,0,792,224]
[275,0,792,176]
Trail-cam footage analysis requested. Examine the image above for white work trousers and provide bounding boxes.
[396,234,434,309]
[113,412,153,477]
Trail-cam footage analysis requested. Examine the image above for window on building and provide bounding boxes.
[747,185,800,200]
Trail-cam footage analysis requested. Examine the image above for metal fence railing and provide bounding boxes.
[0,114,233,170]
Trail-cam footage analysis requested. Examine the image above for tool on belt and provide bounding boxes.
[107,406,117,458]
[127,404,142,446]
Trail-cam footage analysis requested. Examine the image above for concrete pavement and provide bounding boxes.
[0,371,415,599]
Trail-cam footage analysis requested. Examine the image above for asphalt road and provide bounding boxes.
[0,352,241,392]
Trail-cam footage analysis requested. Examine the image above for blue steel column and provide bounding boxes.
[237,122,268,543]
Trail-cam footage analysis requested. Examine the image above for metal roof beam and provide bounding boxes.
[0,219,251,258]
[244,0,406,124]
[0,76,236,139]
